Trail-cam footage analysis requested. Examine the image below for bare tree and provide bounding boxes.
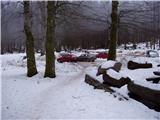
[108,0,119,60]
[2,1,160,54]
[44,1,56,78]
[24,1,38,77]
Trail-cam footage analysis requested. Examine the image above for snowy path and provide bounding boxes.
[2,54,160,119]
[28,63,88,119]
[2,60,95,119]
[29,62,99,119]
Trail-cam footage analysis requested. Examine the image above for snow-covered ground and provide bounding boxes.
[1,50,160,119]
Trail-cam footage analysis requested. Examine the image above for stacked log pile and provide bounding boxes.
[85,61,129,101]
[84,60,160,112]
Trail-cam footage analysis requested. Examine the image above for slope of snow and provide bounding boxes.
[107,69,127,80]
[101,60,116,69]
[1,53,160,119]
[86,66,104,83]
[120,68,160,91]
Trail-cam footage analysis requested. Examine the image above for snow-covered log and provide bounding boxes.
[96,62,122,76]
[153,71,160,76]
[85,74,129,101]
[127,61,152,70]
[146,77,160,83]
[85,74,114,92]
[96,66,106,76]
[127,82,160,112]
[103,73,131,88]
[146,71,160,83]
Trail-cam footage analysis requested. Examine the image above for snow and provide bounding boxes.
[107,69,127,80]
[112,85,129,98]
[134,80,160,91]
[101,60,116,69]
[88,49,107,53]
[86,66,104,83]
[1,51,160,119]
[120,68,160,91]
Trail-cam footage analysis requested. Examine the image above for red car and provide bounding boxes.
[96,52,108,59]
[57,54,77,63]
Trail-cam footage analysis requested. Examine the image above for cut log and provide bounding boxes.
[146,77,160,83]
[113,62,122,72]
[96,66,107,76]
[153,71,160,76]
[127,82,160,112]
[96,62,122,76]
[103,74,131,88]
[85,74,114,92]
[85,74,129,101]
[127,61,152,70]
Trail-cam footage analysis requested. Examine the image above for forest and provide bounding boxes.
[2,1,160,53]
[1,0,160,119]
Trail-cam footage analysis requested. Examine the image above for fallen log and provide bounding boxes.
[127,82,160,112]
[96,66,107,76]
[153,71,160,76]
[146,77,160,83]
[85,74,129,100]
[127,61,152,70]
[103,74,131,88]
[96,62,122,76]
[85,74,114,92]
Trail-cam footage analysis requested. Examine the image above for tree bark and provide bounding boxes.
[24,1,38,77]
[44,1,56,78]
[85,74,129,100]
[128,82,160,112]
[127,61,152,70]
[39,1,46,56]
[108,0,119,60]
[103,74,131,88]
[85,74,114,92]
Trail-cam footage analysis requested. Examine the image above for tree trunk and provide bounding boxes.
[128,82,160,112]
[39,1,46,56]
[24,1,38,77]
[108,0,119,60]
[44,1,56,78]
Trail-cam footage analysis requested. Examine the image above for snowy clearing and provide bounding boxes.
[1,51,160,119]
